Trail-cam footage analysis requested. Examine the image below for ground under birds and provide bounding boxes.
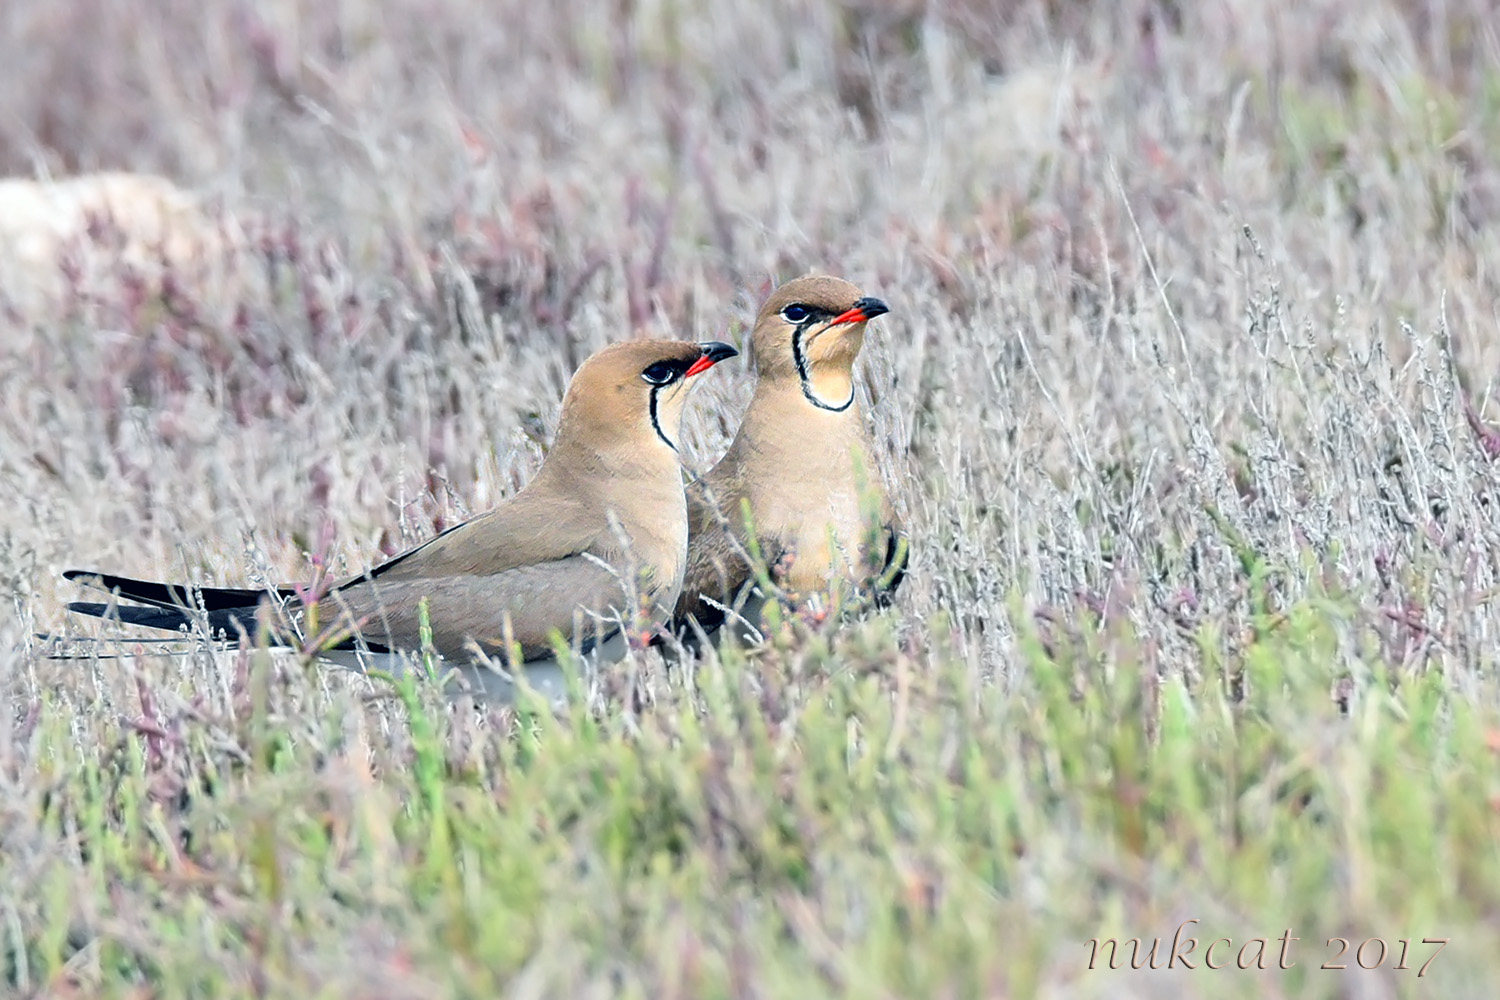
[666,275,907,649]
[60,338,739,701]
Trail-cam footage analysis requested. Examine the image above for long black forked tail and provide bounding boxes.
[56,571,381,655]
[61,570,295,612]
[56,569,290,648]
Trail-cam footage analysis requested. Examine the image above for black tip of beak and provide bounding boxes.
[829,297,890,326]
[699,341,739,364]
[683,341,739,378]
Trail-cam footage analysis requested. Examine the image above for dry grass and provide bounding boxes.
[4,0,1500,996]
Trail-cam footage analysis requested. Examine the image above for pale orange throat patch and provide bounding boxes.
[806,368,855,408]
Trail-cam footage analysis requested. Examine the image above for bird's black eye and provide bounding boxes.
[641,361,678,385]
[781,303,811,324]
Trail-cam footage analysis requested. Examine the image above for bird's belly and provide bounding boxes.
[774,501,871,592]
[317,628,629,705]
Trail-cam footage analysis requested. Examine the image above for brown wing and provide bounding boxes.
[322,554,637,662]
[348,489,603,584]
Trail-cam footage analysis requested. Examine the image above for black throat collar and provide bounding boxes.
[648,386,678,451]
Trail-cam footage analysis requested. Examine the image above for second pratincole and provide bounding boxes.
[61,338,739,701]
[668,275,908,647]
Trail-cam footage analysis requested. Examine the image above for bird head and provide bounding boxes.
[557,338,739,456]
[748,275,889,412]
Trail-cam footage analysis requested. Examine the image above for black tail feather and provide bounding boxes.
[65,601,264,638]
[62,569,294,612]
[63,597,383,654]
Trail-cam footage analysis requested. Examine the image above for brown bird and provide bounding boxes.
[61,338,739,700]
[666,275,907,649]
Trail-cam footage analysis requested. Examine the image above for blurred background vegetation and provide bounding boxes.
[3,1,1500,996]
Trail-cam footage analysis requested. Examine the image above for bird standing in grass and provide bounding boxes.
[668,275,907,649]
[61,338,739,701]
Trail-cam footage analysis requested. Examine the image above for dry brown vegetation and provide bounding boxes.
[4,0,1500,996]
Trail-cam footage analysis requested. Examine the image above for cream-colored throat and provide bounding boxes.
[800,365,856,411]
